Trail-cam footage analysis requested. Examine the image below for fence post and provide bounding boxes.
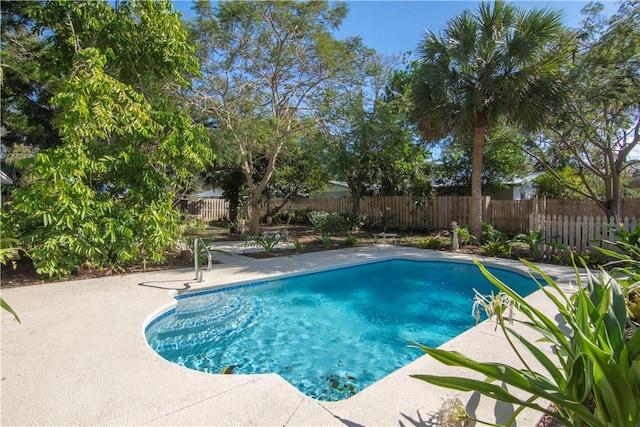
[482,196,491,224]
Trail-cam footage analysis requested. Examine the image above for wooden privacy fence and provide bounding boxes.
[264,195,481,231]
[186,195,640,234]
[184,198,229,220]
[186,195,639,258]
[531,215,638,257]
[491,197,640,234]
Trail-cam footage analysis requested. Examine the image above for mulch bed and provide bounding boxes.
[1,251,193,289]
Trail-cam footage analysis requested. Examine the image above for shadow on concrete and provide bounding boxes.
[137,280,194,291]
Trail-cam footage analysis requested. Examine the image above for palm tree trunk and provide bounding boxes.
[470,123,486,241]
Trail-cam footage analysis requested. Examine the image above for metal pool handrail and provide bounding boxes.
[194,237,213,282]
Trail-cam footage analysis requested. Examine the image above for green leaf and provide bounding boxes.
[1,298,21,323]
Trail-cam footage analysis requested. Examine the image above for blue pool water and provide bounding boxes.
[145,259,539,401]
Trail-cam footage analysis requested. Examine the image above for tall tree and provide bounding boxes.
[8,1,211,277]
[190,0,356,234]
[411,1,564,239]
[1,1,60,183]
[435,132,531,194]
[530,1,640,217]
[320,55,431,213]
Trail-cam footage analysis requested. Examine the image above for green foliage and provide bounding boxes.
[456,226,473,246]
[536,2,640,217]
[419,237,442,250]
[191,0,354,234]
[412,0,564,238]
[319,55,430,212]
[480,222,505,244]
[181,216,206,235]
[289,208,313,225]
[434,134,532,192]
[0,298,20,324]
[318,235,333,249]
[533,167,586,199]
[1,2,60,152]
[6,1,211,277]
[307,211,348,236]
[344,236,359,247]
[0,211,26,268]
[513,230,544,259]
[342,213,367,233]
[412,259,640,427]
[482,238,512,258]
[293,238,304,252]
[250,234,282,255]
[597,239,640,323]
[0,226,25,323]
[608,223,640,257]
[481,223,512,257]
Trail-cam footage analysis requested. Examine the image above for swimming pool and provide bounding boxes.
[145,259,539,401]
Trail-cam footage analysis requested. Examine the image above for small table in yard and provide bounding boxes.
[374,232,398,246]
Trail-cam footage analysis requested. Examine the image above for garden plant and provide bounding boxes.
[412,254,640,426]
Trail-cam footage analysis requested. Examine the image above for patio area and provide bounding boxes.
[1,246,576,426]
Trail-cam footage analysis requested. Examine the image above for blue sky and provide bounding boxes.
[173,1,620,57]
[173,1,637,160]
[332,1,618,56]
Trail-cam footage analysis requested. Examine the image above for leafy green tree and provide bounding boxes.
[411,1,564,239]
[1,1,60,183]
[8,1,211,277]
[322,56,431,213]
[533,167,586,199]
[435,131,531,194]
[530,2,640,217]
[190,0,356,235]
[262,136,329,217]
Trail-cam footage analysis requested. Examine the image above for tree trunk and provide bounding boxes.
[470,122,486,241]
[351,193,361,214]
[249,198,261,235]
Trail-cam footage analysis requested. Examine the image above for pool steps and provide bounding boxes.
[148,293,260,352]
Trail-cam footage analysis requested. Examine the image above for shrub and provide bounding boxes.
[342,213,367,233]
[412,258,640,427]
[419,237,442,250]
[608,223,640,259]
[481,222,505,244]
[291,208,313,225]
[307,211,348,235]
[457,226,473,246]
[182,215,206,235]
[293,238,304,252]
[250,234,281,255]
[344,236,359,247]
[482,237,512,258]
[513,230,544,259]
[318,235,333,248]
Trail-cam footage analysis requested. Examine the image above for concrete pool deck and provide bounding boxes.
[1,246,577,426]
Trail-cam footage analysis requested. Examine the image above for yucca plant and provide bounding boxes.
[412,258,640,426]
[513,230,545,259]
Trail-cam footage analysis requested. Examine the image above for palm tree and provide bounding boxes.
[411,1,565,240]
